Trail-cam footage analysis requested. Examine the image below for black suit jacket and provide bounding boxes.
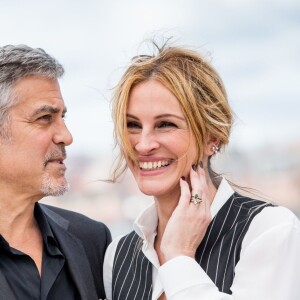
[0,203,112,300]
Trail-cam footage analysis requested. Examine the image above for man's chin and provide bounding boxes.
[40,175,70,196]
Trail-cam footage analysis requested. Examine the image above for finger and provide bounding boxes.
[188,168,203,206]
[193,166,212,213]
[190,167,206,195]
[197,164,207,185]
[178,178,191,208]
[190,167,202,190]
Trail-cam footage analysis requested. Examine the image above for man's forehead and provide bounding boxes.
[13,76,63,102]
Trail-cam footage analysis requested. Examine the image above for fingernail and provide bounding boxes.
[181,176,185,180]
[192,164,197,171]
[199,161,204,169]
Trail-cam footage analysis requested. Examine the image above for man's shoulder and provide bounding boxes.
[39,203,110,237]
[41,203,99,222]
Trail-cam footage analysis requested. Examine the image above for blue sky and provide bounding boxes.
[1,0,299,157]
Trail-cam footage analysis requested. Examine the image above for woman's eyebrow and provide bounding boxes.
[126,113,185,121]
[155,114,185,121]
[126,113,139,120]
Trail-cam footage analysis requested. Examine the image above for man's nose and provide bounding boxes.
[53,120,73,146]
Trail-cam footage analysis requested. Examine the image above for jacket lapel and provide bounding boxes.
[41,205,98,300]
[0,269,17,300]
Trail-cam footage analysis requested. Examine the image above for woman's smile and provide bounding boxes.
[138,159,173,170]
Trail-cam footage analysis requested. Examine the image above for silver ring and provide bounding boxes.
[190,194,203,205]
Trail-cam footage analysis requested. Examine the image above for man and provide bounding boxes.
[0,45,111,300]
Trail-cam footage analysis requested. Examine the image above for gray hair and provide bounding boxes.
[0,44,64,139]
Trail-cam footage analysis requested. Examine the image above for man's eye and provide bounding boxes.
[38,115,52,121]
[158,121,177,128]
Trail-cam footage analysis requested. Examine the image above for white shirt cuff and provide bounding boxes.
[158,256,214,297]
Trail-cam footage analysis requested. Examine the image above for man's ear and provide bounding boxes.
[204,136,220,156]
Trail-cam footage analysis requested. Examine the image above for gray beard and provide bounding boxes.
[40,173,69,196]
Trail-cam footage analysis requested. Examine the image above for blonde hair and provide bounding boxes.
[111,43,233,183]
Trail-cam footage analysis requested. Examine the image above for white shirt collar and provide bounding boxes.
[210,178,235,218]
[133,178,235,241]
[133,202,157,241]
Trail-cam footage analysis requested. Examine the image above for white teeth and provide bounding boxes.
[139,160,171,170]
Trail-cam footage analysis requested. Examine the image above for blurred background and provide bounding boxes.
[1,0,299,237]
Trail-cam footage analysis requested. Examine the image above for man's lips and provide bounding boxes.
[45,157,66,166]
[44,146,67,167]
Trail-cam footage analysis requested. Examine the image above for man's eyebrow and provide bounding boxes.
[30,105,67,118]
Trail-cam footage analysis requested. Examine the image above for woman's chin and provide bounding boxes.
[134,173,181,198]
[138,186,159,197]
[138,184,165,197]
[137,182,178,199]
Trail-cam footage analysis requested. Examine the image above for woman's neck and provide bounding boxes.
[154,186,180,241]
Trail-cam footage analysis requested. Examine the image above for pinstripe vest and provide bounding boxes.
[112,193,272,299]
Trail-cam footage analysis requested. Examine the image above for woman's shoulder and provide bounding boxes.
[241,204,300,252]
[231,193,299,224]
[252,204,300,230]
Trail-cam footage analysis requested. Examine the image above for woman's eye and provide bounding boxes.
[158,121,177,128]
[127,121,141,129]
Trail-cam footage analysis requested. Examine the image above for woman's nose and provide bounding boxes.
[134,131,159,154]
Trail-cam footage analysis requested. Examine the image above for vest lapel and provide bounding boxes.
[112,232,152,300]
[196,193,271,293]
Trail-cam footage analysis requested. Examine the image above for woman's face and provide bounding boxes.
[126,79,198,199]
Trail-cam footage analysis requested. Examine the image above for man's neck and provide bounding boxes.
[0,192,40,242]
[0,194,44,275]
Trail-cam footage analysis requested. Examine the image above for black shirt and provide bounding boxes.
[0,204,80,299]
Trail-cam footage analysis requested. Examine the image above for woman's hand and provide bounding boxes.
[160,165,212,262]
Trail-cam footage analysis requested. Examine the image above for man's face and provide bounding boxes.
[0,76,73,200]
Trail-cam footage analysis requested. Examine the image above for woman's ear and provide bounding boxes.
[204,136,220,156]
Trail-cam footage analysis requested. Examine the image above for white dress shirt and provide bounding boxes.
[103,179,300,299]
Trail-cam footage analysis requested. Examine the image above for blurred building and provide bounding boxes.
[41,140,300,238]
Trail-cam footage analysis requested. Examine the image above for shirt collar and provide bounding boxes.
[210,178,235,218]
[133,178,235,242]
[133,202,157,241]
[34,203,54,242]
[34,203,63,256]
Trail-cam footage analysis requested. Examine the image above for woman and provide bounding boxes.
[103,44,300,299]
